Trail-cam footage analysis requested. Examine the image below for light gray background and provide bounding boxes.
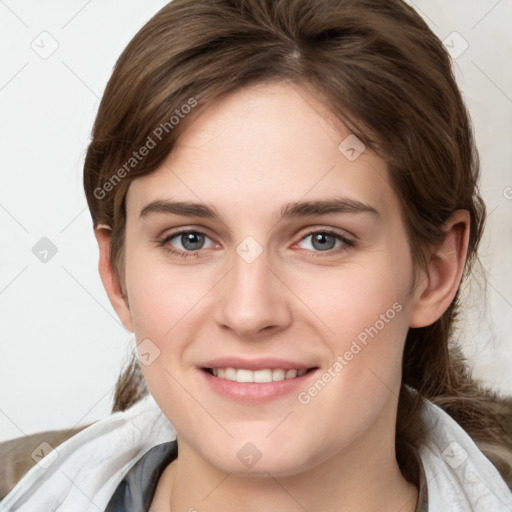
[1,0,511,441]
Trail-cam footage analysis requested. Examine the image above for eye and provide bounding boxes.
[159,229,217,258]
[158,228,354,259]
[295,230,354,255]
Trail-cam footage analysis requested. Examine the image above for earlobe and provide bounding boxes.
[409,210,470,328]
[95,226,134,332]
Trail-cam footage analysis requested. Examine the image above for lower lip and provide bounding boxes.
[199,368,319,404]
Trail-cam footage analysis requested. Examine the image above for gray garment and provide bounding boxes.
[105,441,177,511]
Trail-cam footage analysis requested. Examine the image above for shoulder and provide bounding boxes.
[0,395,175,512]
[418,398,512,511]
[0,425,89,500]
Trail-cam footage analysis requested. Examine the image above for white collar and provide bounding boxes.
[418,398,512,511]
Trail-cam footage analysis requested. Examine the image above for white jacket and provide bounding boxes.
[1,394,511,511]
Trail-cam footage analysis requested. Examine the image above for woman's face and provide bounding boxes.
[121,81,420,476]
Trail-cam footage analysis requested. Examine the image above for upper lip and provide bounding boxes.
[201,357,317,371]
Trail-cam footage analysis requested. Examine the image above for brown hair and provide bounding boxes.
[84,0,512,488]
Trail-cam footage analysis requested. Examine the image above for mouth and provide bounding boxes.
[202,367,317,383]
[199,358,320,403]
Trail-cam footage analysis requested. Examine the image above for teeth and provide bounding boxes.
[254,369,273,383]
[236,369,254,383]
[209,367,308,383]
[272,368,285,381]
[225,367,237,380]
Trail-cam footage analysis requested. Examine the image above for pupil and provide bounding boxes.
[182,232,204,250]
[312,233,335,251]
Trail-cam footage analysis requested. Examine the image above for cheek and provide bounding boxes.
[289,262,412,450]
[292,252,412,347]
[123,256,211,420]
[125,250,211,340]
[123,250,220,399]
[289,248,414,415]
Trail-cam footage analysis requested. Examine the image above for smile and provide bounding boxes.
[199,357,319,402]
[204,367,311,383]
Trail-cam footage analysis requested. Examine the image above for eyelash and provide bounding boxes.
[158,229,355,259]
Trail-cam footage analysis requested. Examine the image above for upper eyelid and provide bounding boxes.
[160,225,219,242]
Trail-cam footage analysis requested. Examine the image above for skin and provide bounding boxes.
[97,81,470,512]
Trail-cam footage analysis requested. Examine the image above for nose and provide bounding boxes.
[214,244,293,339]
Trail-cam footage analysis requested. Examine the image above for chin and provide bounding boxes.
[201,441,318,478]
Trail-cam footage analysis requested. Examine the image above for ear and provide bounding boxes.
[95,225,134,332]
[409,210,470,328]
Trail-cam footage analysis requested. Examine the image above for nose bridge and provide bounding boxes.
[214,237,291,337]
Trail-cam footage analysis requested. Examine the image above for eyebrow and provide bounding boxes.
[139,197,379,221]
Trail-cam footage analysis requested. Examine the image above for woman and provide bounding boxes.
[1,0,511,510]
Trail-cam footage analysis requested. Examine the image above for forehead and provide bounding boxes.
[126,81,397,222]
